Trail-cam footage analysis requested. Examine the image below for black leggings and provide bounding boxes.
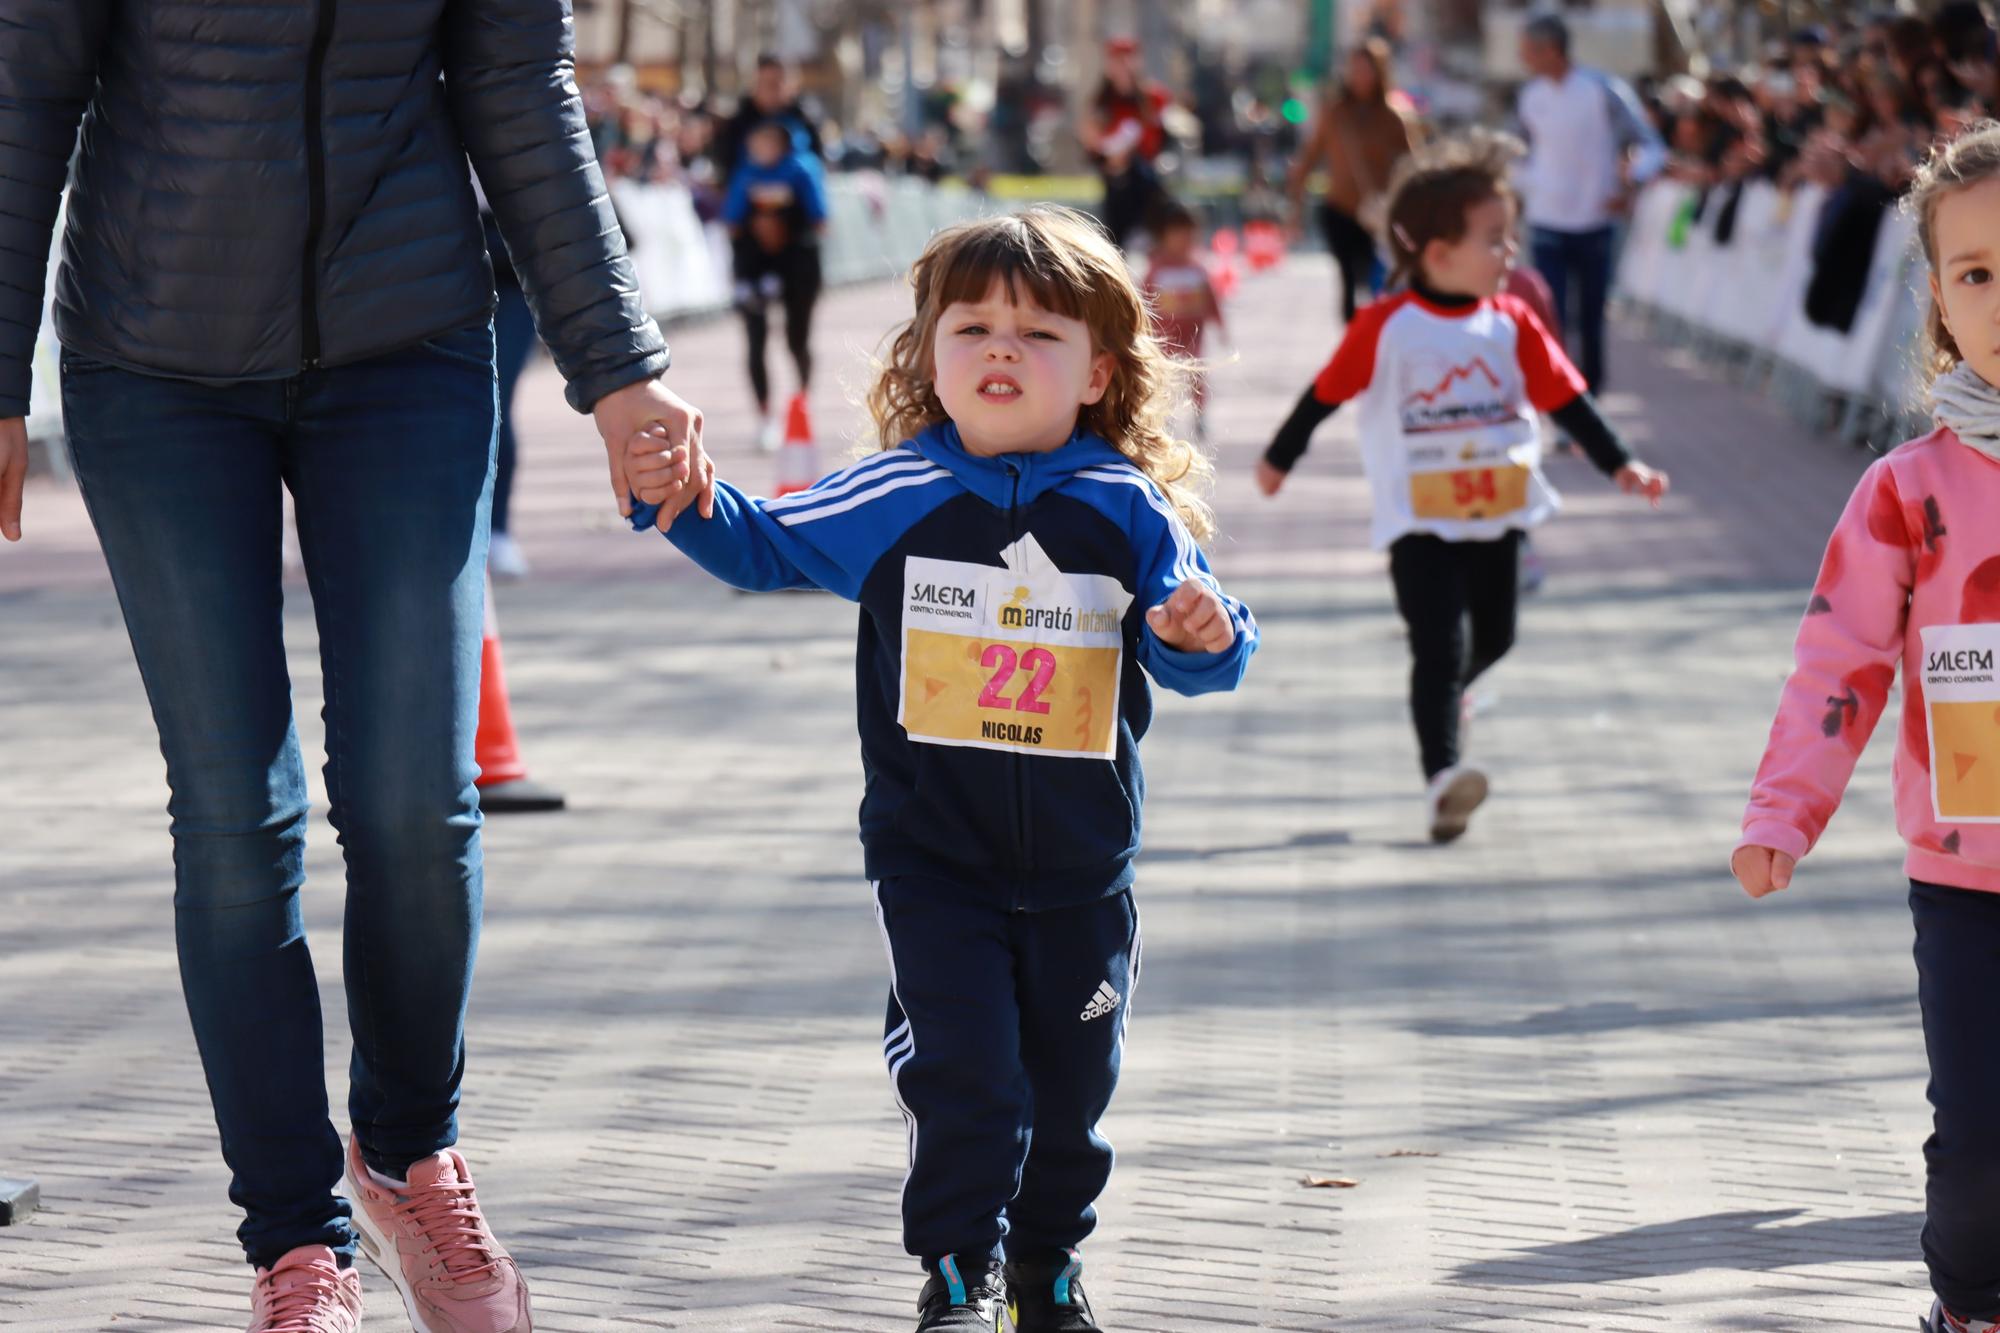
[1912,877,2000,1321]
[1388,531,1521,780]
[1099,161,1166,250]
[1320,202,1378,324]
[735,243,822,410]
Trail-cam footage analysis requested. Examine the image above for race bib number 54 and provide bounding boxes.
[899,534,1133,760]
[1407,437,1533,522]
[1921,623,2000,822]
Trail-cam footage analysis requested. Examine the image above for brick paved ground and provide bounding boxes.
[0,256,1934,1330]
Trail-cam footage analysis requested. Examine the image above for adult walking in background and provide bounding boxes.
[1288,40,1418,324]
[1516,14,1666,391]
[1081,36,1174,249]
[716,53,826,178]
[714,56,827,450]
[723,118,828,452]
[0,3,712,1330]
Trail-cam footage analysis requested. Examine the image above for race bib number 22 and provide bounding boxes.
[899,534,1133,761]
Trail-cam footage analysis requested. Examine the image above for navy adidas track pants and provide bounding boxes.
[873,877,1141,1270]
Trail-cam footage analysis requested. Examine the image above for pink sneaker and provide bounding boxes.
[247,1245,363,1333]
[343,1136,531,1332]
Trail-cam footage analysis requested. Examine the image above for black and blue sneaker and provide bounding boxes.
[1005,1250,1103,1332]
[916,1254,1005,1332]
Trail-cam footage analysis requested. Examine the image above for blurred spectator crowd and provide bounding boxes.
[1647,4,1999,196]
[1634,5,2000,334]
[583,62,960,220]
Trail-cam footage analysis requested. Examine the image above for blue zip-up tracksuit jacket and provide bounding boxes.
[720,153,829,233]
[632,422,1257,910]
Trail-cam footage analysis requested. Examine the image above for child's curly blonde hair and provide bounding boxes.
[1907,120,2000,383]
[866,206,1216,542]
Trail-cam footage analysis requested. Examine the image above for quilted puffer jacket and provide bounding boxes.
[0,0,669,418]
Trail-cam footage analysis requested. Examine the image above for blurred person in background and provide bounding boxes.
[480,187,536,581]
[723,119,828,452]
[1287,39,1418,325]
[1142,198,1228,439]
[1516,13,1665,392]
[1081,35,1173,249]
[718,54,825,180]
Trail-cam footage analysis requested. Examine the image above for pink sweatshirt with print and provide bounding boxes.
[1740,427,2000,894]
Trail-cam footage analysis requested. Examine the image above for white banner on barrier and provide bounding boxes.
[1613,177,1928,428]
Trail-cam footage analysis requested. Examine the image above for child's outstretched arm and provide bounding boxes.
[1734,458,1915,895]
[1258,388,1342,496]
[1545,393,1668,503]
[1127,487,1258,697]
[1505,293,1671,503]
[626,439,952,599]
[1257,300,1389,496]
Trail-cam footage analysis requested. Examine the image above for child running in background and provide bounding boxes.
[1733,123,2000,1333]
[628,207,1256,1333]
[723,117,828,453]
[1141,198,1227,439]
[1255,130,1668,842]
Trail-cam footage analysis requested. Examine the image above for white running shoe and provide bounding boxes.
[756,414,781,454]
[1927,1299,1998,1332]
[487,534,529,582]
[1426,765,1489,844]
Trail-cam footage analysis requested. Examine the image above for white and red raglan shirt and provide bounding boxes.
[1307,289,1588,550]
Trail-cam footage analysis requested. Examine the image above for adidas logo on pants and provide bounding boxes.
[1079,981,1121,1022]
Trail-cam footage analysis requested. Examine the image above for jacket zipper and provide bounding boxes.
[300,0,338,370]
[1007,463,1030,909]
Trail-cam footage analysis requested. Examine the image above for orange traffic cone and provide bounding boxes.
[1245,220,1285,272]
[475,585,565,814]
[1265,223,1288,269]
[774,392,819,497]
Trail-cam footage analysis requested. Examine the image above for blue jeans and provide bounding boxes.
[1530,224,1614,393]
[60,321,497,1269]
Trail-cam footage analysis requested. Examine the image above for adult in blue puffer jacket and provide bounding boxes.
[0,3,716,1329]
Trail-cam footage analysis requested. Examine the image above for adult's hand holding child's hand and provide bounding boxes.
[594,377,713,525]
[625,424,713,531]
[1146,580,1236,654]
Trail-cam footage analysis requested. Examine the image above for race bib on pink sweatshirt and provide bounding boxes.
[1921,624,2000,822]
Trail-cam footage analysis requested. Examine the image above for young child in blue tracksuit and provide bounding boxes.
[722,118,829,451]
[626,206,1256,1333]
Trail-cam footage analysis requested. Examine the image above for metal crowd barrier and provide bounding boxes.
[1613,176,1931,452]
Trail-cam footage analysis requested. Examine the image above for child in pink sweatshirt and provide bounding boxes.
[1734,124,2000,1333]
